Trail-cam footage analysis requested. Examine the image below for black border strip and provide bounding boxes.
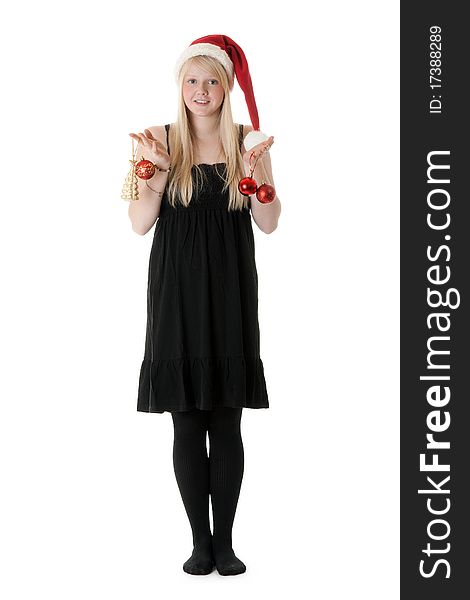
[401,3,469,597]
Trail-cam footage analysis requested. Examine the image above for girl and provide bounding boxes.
[128,35,281,577]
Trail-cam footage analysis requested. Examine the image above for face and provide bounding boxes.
[182,63,225,119]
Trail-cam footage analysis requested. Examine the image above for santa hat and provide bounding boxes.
[174,34,268,151]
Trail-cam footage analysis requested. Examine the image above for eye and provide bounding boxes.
[187,78,196,84]
[208,79,218,85]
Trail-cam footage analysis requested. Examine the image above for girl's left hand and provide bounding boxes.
[243,136,274,166]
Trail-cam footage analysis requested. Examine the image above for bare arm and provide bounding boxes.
[127,126,171,235]
[242,125,281,234]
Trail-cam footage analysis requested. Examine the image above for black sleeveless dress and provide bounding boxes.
[136,123,269,413]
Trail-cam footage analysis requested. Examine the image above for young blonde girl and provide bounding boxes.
[128,35,280,577]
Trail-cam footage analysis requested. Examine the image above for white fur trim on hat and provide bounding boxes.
[174,42,234,83]
[243,130,269,152]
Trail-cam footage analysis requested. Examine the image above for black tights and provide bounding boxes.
[171,406,246,575]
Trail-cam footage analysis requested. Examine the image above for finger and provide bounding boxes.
[139,132,154,148]
[142,131,165,151]
[130,133,146,146]
[144,128,157,140]
[141,130,158,145]
[133,132,145,143]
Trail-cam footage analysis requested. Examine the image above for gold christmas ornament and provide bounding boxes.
[121,138,139,201]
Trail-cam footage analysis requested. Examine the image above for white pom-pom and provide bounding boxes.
[243,129,269,152]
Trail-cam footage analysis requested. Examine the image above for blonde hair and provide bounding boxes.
[166,55,248,212]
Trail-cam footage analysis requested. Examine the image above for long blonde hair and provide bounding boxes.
[166,55,248,212]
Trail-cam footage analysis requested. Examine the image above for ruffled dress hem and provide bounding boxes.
[137,355,269,413]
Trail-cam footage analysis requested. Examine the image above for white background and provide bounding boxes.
[0,1,399,598]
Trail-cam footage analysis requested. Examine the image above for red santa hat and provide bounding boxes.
[174,34,269,150]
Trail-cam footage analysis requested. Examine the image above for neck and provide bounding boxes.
[189,112,221,140]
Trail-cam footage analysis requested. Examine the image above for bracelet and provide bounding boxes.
[145,181,164,195]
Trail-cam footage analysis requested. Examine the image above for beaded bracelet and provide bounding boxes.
[155,164,172,172]
[144,162,171,195]
[145,181,164,195]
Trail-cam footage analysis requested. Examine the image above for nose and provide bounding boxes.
[197,82,208,94]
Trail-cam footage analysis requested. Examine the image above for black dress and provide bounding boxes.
[137,123,269,413]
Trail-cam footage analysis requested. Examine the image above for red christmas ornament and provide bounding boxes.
[238,150,276,202]
[256,183,276,204]
[135,157,156,180]
[238,177,258,196]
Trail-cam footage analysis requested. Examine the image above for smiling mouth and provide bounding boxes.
[194,100,210,104]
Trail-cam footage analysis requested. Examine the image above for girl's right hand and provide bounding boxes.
[129,129,171,170]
